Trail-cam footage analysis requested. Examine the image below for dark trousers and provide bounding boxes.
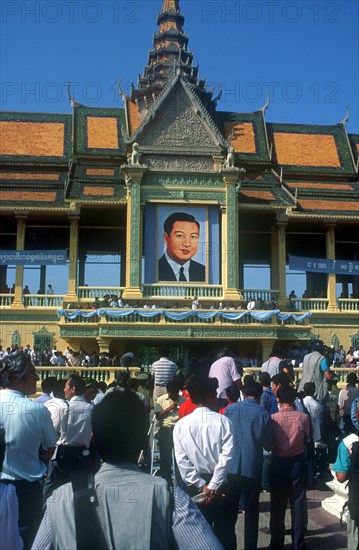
[225,474,261,550]
[158,426,175,484]
[4,479,44,550]
[269,455,307,550]
[43,446,92,503]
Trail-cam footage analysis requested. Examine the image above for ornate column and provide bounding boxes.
[66,215,80,302]
[275,215,288,307]
[121,163,147,300]
[221,167,242,300]
[11,215,27,308]
[326,222,339,312]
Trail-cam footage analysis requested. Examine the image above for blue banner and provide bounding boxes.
[57,308,312,324]
[288,255,359,275]
[0,250,67,266]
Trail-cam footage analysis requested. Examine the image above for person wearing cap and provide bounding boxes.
[298,339,334,427]
[333,398,359,550]
[224,380,273,550]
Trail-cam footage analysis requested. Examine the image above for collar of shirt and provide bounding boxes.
[165,252,190,281]
[0,389,23,398]
[69,395,86,403]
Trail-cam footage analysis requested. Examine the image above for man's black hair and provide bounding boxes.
[276,386,297,404]
[303,382,316,397]
[243,381,263,399]
[0,352,32,388]
[0,426,5,473]
[259,372,271,388]
[52,378,66,399]
[164,212,200,236]
[271,372,290,388]
[166,380,179,394]
[187,375,218,404]
[347,372,358,385]
[41,376,57,395]
[92,391,147,463]
[225,384,240,402]
[216,348,233,360]
[67,373,86,396]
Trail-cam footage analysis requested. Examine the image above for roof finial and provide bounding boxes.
[339,104,350,126]
[259,90,270,113]
[66,82,82,108]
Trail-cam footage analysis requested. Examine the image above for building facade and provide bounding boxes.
[0,0,358,365]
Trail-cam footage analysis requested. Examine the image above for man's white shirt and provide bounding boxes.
[173,407,233,491]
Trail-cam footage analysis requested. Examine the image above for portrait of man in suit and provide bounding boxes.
[158,212,206,282]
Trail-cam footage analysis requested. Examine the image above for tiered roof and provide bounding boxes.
[0,0,358,219]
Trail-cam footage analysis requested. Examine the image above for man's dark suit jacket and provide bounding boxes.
[158,255,205,282]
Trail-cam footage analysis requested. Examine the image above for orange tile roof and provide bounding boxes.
[161,0,179,12]
[356,144,359,154]
[127,100,141,135]
[287,182,353,191]
[241,190,274,201]
[86,117,119,149]
[83,186,114,196]
[86,169,115,176]
[299,199,358,211]
[0,191,56,201]
[274,133,341,167]
[0,172,60,180]
[224,122,256,154]
[0,122,64,157]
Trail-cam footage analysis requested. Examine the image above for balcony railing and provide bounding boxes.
[77,287,124,301]
[293,298,329,311]
[338,299,359,311]
[33,366,358,389]
[0,294,65,307]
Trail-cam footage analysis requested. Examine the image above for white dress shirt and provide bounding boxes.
[173,407,233,491]
[58,396,93,448]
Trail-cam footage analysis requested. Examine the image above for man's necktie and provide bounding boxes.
[179,266,187,282]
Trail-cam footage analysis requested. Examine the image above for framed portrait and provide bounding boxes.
[144,204,220,285]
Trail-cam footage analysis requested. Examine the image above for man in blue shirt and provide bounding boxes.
[224,380,273,549]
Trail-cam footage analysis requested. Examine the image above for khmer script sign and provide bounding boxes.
[0,250,68,265]
[288,255,359,275]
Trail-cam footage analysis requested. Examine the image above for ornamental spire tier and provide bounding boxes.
[126,0,216,134]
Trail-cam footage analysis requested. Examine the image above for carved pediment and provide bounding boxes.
[136,80,223,154]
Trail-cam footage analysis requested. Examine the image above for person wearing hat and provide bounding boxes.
[333,398,359,550]
[298,339,334,428]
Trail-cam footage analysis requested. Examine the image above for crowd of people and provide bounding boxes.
[0,341,358,549]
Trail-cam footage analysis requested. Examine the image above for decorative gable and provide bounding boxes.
[134,80,223,155]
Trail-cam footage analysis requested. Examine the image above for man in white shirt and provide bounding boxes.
[174,375,234,548]
[43,374,94,501]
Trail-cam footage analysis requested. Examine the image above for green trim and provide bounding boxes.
[74,107,126,155]
[217,111,270,163]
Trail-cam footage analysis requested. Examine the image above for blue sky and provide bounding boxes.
[1,0,358,132]
[1,0,358,296]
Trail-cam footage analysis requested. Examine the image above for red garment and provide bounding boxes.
[178,397,196,418]
[219,400,236,415]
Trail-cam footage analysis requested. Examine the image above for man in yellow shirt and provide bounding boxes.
[154,381,186,484]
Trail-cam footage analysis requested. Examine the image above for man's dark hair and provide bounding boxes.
[347,372,358,385]
[67,374,86,396]
[158,347,170,358]
[216,348,233,360]
[271,372,290,388]
[225,384,240,402]
[303,382,316,397]
[92,391,147,463]
[259,372,271,388]
[164,212,200,236]
[127,378,139,391]
[271,347,283,358]
[0,426,5,473]
[187,375,218,404]
[243,381,263,399]
[52,378,66,399]
[0,352,32,388]
[166,380,179,394]
[277,386,297,404]
[41,376,57,395]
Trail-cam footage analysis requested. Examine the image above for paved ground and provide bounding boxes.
[235,489,348,550]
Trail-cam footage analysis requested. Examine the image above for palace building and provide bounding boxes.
[0,0,358,366]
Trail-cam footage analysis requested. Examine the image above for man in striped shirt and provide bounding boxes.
[151,347,178,403]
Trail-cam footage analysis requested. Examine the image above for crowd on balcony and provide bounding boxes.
[1,344,358,550]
